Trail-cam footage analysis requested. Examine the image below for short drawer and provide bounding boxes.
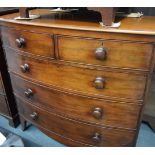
[58,36,153,70]
[17,97,136,146]
[0,73,4,93]
[5,48,147,102]
[11,73,141,129]
[0,94,9,116]
[1,27,54,58]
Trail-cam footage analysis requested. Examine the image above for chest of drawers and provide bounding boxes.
[0,9,155,146]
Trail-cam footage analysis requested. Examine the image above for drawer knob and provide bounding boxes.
[16,38,25,48]
[94,77,105,89]
[30,112,38,120]
[25,89,33,98]
[20,64,30,73]
[92,133,102,143]
[92,107,103,119]
[95,47,107,60]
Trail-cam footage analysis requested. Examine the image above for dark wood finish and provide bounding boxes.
[0,9,155,146]
[4,48,147,103]
[2,27,55,58]
[87,8,117,26]
[10,73,142,130]
[58,35,153,70]
[0,35,19,127]
[16,97,136,147]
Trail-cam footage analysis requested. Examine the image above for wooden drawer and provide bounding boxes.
[5,48,147,102]
[0,94,9,116]
[16,97,136,146]
[58,36,153,70]
[1,27,54,58]
[0,73,4,93]
[11,73,141,129]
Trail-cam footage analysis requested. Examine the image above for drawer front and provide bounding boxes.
[17,97,136,146]
[1,27,54,58]
[0,73,4,93]
[58,36,153,70]
[0,94,9,116]
[11,74,141,129]
[5,48,147,101]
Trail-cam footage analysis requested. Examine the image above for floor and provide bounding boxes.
[0,116,155,147]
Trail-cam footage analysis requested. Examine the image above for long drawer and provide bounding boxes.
[0,94,9,116]
[5,48,147,102]
[58,35,153,70]
[11,73,141,129]
[1,27,55,58]
[16,97,136,146]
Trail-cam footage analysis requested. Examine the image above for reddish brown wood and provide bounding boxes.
[2,27,55,58]
[16,97,136,146]
[58,35,153,70]
[10,73,142,130]
[19,8,29,18]
[88,7,117,26]
[4,48,147,103]
[0,9,155,146]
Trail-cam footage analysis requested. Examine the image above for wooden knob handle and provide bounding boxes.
[94,77,105,89]
[92,107,103,119]
[92,133,102,143]
[20,64,30,73]
[16,38,25,48]
[95,47,107,60]
[25,89,33,98]
[30,112,38,120]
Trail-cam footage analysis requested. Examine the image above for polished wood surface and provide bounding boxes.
[0,9,155,146]
[11,73,141,129]
[1,9,155,35]
[58,35,153,70]
[17,97,136,147]
[5,48,147,102]
[2,27,55,58]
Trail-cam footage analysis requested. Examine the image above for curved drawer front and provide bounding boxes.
[11,73,141,129]
[0,95,9,116]
[0,74,4,93]
[1,27,54,58]
[5,48,147,101]
[16,97,135,146]
[58,36,153,70]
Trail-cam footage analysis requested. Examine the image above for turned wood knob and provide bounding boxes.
[95,47,107,60]
[92,133,102,143]
[25,89,33,98]
[92,107,103,119]
[30,112,38,120]
[15,38,26,48]
[20,64,30,73]
[94,77,105,89]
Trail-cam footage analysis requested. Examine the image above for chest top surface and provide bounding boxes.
[0,9,155,35]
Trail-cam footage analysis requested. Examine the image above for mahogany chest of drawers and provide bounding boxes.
[0,9,155,146]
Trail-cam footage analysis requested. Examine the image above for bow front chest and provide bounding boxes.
[0,9,155,146]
